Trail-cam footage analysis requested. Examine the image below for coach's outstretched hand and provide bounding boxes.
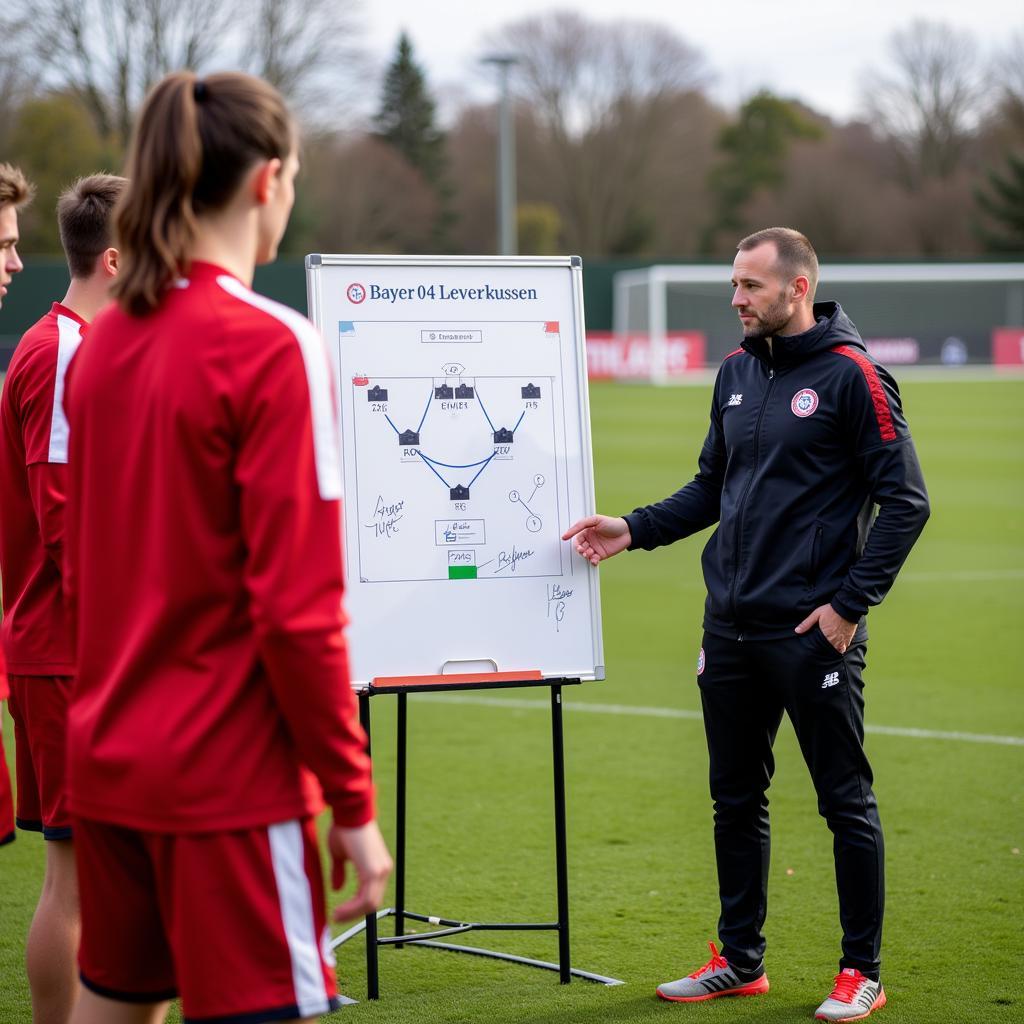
[562,515,632,565]
[329,820,393,921]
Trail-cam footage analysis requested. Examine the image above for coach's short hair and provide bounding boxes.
[0,163,34,209]
[738,227,818,299]
[57,173,128,278]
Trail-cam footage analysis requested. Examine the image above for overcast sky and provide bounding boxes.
[361,0,1017,122]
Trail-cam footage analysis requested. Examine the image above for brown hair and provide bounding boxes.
[57,174,128,278]
[0,163,34,209]
[738,227,819,299]
[112,71,294,317]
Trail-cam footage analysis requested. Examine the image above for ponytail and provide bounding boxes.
[112,71,294,317]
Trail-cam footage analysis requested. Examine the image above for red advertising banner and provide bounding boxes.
[864,338,920,365]
[586,332,706,380]
[993,328,1024,366]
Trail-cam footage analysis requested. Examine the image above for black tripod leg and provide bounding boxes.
[395,692,407,946]
[551,685,571,983]
[359,693,380,999]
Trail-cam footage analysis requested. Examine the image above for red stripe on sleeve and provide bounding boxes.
[831,345,897,442]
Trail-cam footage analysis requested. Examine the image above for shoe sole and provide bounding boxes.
[656,976,770,1002]
[815,987,886,1021]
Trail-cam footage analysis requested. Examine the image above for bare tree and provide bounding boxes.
[298,133,439,253]
[2,0,235,146]
[447,103,498,254]
[0,14,35,149]
[991,28,1024,136]
[1,0,363,148]
[243,0,367,124]
[862,19,988,183]
[483,10,711,255]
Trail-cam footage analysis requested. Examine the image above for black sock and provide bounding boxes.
[732,960,764,980]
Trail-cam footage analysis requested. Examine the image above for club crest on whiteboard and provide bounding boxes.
[791,388,819,417]
[697,647,706,675]
[346,282,367,304]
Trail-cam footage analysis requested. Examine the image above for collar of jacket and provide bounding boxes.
[740,301,866,368]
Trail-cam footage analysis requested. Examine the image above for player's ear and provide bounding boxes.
[792,275,810,303]
[252,158,283,206]
[102,247,119,277]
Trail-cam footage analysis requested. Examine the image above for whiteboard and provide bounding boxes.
[306,255,604,686]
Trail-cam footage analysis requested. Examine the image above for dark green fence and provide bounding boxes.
[0,257,650,369]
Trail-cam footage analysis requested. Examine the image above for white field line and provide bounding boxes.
[417,694,1024,747]
[899,568,1024,583]
[661,569,1024,586]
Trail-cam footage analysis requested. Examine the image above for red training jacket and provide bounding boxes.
[64,262,374,832]
[0,302,84,676]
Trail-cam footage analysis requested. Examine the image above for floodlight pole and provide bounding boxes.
[482,54,519,256]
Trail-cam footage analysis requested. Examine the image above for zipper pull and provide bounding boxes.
[768,369,774,380]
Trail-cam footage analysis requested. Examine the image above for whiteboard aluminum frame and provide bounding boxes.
[306,254,604,683]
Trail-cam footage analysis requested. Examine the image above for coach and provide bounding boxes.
[564,227,929,1022]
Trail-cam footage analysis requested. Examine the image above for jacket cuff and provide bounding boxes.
[330,788,376,829]
[830,592,866,623]
[622,511,651,551]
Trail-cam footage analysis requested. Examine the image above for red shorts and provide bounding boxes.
[7,674,73,839]
[74,816,342,1022]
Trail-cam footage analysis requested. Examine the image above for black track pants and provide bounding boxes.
[696,629,884,978]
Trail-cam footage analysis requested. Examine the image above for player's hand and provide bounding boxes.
[561,515,632,565]
[795,603,857,654]
[329,820,393,922]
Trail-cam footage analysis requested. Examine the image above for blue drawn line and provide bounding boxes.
[420,453,494,470]
[416,450,451,488]
[476,388,496,431]
[417,389,433,433]
[511,410,526,434]
[468,453,497,489]
[383,413,401,435]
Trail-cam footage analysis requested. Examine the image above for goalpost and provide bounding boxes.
[613,263,1024,382]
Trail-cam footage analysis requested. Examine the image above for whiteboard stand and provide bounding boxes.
[330,673,624,998]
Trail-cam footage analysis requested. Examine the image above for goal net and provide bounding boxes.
[613,263,1024,380]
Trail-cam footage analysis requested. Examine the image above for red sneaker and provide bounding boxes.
[814,968,886,1021]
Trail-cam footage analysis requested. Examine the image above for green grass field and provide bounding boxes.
[2,377,1022,1023]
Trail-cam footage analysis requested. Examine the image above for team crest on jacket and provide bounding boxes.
[697,647,705,675]
[791,388,819,417]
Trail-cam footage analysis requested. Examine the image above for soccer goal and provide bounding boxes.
[613,262,1024,381]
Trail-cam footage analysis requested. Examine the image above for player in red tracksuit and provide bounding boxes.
[63,72,391,1024]
[1,173,125,1024]
[0,163,33,850]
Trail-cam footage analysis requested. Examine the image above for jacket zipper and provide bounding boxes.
[729,365,775,639]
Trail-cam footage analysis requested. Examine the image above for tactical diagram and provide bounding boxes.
[345,329,567,584]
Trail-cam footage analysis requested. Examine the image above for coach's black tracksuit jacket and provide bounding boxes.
[623,302,930,640]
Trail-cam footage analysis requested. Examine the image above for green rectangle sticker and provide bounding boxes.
[448,565,477,580]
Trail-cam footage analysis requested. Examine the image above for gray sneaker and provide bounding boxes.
[656,941,769,1002]
[814,969,886,1021]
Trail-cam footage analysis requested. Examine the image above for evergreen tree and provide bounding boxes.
[975,152,1024,253]
[700,92,823,254]
[375,32,454,248]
